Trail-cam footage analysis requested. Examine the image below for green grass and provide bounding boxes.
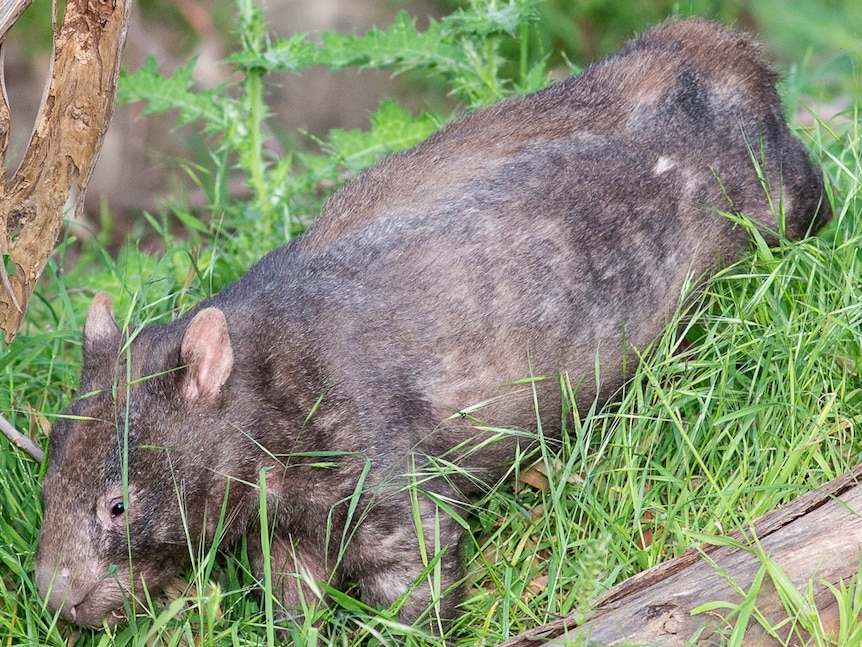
[2,1,862,645]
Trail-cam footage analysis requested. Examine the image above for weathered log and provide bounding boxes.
[0,0,131,342]
[500,464,862,646]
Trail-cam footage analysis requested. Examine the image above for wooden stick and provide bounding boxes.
[0,412,44,463]
[0,0,35,41]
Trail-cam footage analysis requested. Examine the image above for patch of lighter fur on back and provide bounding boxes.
[653,156,676,175]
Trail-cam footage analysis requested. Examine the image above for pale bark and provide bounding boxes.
[501,465,862,646]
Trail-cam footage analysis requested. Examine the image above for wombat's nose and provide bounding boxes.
[35,564,78,621]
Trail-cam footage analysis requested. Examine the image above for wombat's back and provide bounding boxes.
[256,18,829,448]
[304,18,828,253]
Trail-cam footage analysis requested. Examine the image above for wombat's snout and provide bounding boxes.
[36,564,79,623]
[35,556,126,628]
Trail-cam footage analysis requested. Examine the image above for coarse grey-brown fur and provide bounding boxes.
[36,18,830,633]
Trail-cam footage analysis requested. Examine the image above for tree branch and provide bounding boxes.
[0,412,44,463]
[0,0,36,41]
[0,0,131,342]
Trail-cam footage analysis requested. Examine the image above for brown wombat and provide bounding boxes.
[35,18,829,633]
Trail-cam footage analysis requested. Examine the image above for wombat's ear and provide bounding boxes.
[83,292,121,355]
[80,292,123,390]
[179,307,234,402]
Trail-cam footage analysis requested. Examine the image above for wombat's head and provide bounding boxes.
[35,293,237,627]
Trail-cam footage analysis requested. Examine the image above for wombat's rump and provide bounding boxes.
[36,18,829,633]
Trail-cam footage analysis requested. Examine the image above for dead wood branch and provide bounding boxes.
[0,0,35,40]
[0,0,131,342]
[500,464,862,646]
[0,412,43,462]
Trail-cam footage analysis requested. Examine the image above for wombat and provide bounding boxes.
[36,18,829,634]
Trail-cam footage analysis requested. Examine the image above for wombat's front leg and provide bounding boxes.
[353,493,466,633]
[249,533,336,622]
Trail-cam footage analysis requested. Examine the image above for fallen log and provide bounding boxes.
[501,464,862,646]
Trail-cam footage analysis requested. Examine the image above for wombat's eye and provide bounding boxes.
[109,499,126,517]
